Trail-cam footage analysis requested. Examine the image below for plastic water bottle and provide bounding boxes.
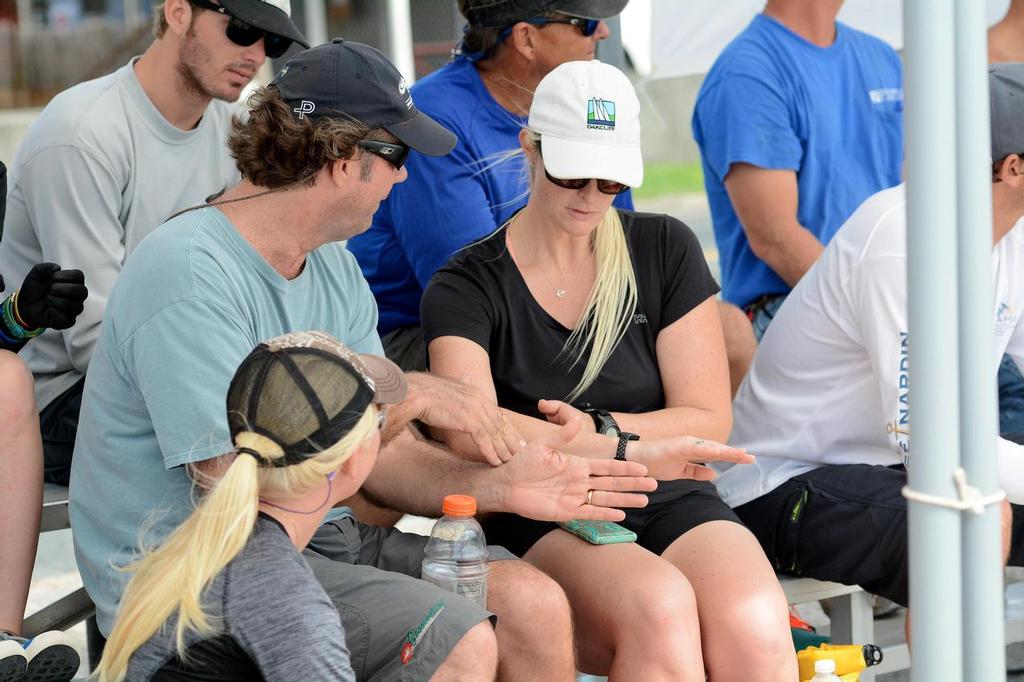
[810,659,842,682]
[421,495,489,608]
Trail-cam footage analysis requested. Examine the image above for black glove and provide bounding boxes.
[16,263,88,331]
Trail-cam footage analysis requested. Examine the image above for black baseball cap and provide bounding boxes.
[273,39,457,156]
[227,331,407,467]
[460,0,628,29]
[218,0,308,49]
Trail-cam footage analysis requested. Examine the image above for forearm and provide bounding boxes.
[612,406,731,443]
[747,221,823,288]
[359,426,508,516]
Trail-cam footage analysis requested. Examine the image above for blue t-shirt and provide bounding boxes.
[692,14,903,309]
[69,207,383,635]
[348,56,633,335]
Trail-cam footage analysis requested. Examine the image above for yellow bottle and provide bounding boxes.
[797,644,883,682]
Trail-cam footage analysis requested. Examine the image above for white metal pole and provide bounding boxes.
[955,0,1006,679]
[385,0,415,84]
[905,0,965,679]
[303,0,328,47]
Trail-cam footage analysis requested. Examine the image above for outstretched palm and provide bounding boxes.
[497,420,656,522]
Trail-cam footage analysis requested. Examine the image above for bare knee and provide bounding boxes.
[0,351,36,423]
[430,621,497,682]
[617,571,701,672]
[492,560,571,634]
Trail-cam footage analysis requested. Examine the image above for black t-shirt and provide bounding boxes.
[421,210,719,416]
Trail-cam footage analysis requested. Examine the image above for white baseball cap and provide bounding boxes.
[528,60,643,188]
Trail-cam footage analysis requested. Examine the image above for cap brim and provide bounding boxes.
[357,354,408,404]
[540,134,643,188]
[219,0,309,48]
[553,0,629,20]
[385,111,457,157]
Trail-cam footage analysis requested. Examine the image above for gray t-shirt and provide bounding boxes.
[0,59,240,409]
[127,515,356,681]
[69,206,383,634]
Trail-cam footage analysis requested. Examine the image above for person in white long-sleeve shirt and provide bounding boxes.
[713,63,1024,608]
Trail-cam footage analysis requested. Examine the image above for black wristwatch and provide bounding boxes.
[585,408,620,436]
[615,432,640,461]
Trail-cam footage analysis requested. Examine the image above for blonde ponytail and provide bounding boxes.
[95,451,260,682]
[563,208,638,402]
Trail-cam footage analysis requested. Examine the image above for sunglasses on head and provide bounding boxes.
[358,139,410,170]
[188,0,293,59]
[498,13,600,42]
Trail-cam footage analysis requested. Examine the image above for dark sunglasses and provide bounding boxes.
[498,13,601,42]
[544,168,629,195]
[359,139,410,170]
[189,0,293,59]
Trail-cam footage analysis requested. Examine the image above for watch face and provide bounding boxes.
[605,424,621,437]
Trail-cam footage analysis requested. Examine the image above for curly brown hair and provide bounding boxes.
[228,86,392,189]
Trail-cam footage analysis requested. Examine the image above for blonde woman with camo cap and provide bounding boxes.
[422,61,797,680]
[96,331,405,682]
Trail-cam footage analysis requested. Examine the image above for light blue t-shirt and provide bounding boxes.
[692,14,903,309]
[68,207,383,635]
[348,56,632,335]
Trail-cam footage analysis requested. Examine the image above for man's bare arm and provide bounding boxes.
[724,163,823,287]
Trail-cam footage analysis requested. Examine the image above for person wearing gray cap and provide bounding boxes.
[348,0,633,373]
[70,40,665,681]
[708,63,1024,615]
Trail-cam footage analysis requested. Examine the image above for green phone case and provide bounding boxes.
[558,519,638,545]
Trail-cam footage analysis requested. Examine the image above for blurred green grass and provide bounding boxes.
[635,161,705,199]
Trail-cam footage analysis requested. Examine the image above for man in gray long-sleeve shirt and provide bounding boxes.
[0,0,307,485]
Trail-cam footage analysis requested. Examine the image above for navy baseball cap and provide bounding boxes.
[273,39,456,156]
[461,0,628,29]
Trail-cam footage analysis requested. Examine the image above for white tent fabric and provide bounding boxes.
[643,0,1012,80]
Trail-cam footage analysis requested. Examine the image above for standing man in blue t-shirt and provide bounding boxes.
[348,0,633,370]
[692,0,903,383]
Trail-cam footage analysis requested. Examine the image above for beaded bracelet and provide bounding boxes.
[1,293,44,340]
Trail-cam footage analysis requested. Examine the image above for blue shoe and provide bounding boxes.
[0,631,79,682]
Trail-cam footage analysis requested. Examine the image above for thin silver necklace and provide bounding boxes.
[511,213,568,298]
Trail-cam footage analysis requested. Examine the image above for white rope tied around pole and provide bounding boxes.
[901,467,1006,514]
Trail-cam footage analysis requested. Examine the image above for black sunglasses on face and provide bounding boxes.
[544,168,629,195]
[358,139,410,170]
[188,0,293,58]
[498,13,600,42]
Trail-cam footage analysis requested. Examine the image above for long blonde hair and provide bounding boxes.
[523,131,638,402]
[94,408,379,682]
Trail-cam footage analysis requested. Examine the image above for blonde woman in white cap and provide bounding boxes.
[422,61,797,680]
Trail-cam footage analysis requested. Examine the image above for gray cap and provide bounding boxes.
[991,63,1024,161]
[460,0,627,29]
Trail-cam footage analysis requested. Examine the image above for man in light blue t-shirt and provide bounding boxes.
[72,40,658,681]
[692,0,903,388]
[348,0,633,370]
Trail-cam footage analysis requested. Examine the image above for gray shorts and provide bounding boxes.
[304,515,514,681]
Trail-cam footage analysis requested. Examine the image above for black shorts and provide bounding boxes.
[482,479,742,558]
[38,377,85,486]
[734,464,911,606]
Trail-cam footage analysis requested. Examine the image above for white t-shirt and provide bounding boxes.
[713,184,1024,507]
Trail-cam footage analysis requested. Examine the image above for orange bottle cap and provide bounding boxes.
[442,494,477,517]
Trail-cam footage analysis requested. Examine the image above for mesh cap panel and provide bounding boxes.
[226,331,405,467]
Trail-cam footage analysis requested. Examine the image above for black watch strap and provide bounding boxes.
[615,432,640,461]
